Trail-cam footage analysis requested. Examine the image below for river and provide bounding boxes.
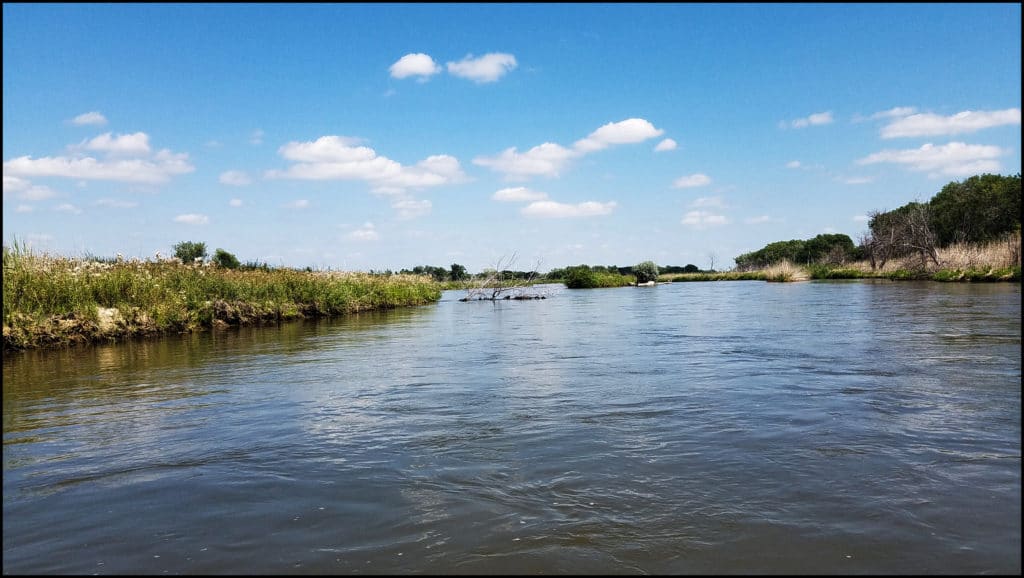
[3,280,1020,574]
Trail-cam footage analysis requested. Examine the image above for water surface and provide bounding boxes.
[3,281,1020,574]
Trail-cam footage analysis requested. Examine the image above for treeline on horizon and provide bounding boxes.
[734,173,1021,271]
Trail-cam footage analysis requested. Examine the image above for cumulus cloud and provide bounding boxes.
[520,200,617,218]
[3,176,58,201]
[267,135,466,194]
[81,132,151,156]
[71,111,108,126]
[857,141,1004,177]
[473,142,576,181]
[347,222,379,241]
[219,170,252,186]
[681,210,730,228]
[474,118,664,180]
[573,118,664,153]
[871,106,917,120]
[880,108,1021,138]
[446,53,517,83]
[389,53,442,80]
[654,138,677,152]
[673,173,711,188]
[4,150,194,184]
[174,213,209,225]
[785,111,834,129]
[491,186,549,202]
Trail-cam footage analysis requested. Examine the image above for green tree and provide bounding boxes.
[450,263,468,281]
[212,248,241,269]
[633,260,660,283]
[929,173,1021,245]
[173,241,207,263]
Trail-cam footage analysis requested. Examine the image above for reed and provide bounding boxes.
[3,244,441,350]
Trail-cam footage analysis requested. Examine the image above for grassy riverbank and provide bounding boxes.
[660,233,1021,283]
[3,245,442,351]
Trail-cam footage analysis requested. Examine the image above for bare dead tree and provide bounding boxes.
[863,203,940,271]
[460,253,548,301]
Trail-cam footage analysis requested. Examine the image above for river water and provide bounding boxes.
[3,281,1020,574]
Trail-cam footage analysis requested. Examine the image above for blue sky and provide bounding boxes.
[3,3,1021,272]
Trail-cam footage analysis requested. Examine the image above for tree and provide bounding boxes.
[862,202,939,270]
[173,241,207,263]
[450,263,468,282]
[683,264,700,273]
[633,260,660,284]
[929,173,1021,245]
[461,253,545,300]
[212,248,240,269]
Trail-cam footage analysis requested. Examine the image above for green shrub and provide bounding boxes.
[212,248,240,269]
[633,261,659,284]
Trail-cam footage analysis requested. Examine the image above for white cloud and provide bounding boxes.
[690,195,726,208]
[82,132,151,155]
[744,215,772,224]
[475,118,664,180]
[4,149,194,184]
[474,142,577,180]
[71,111,108,126]
[54,203,82,214]
[681,210,730,228]
[446,53,517,83]
[3,175,30,193]
[283,199,310,209]
[174,213,209,225]
[391,198,432,220]
[785,160,802,169]
[673,173,711,188]
[94,198,138,208]
[573,118,665,153]
[853,214,870,223]
[654,138,677,152]
[389,53,442,80]
[219,170,252,186]
[871,106,917,120]
[229,198,243,207]
[250,129,264,145]
[3,176,57,201]
[268,135,465,193]
[840,176,873,185]
[16,204,33,213]
[786,111,834,128]
[857,141,1004,177]
[347,222,379,241]
[880,108,1021,138]
[491,186,549,202]
[520,200,617,218]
